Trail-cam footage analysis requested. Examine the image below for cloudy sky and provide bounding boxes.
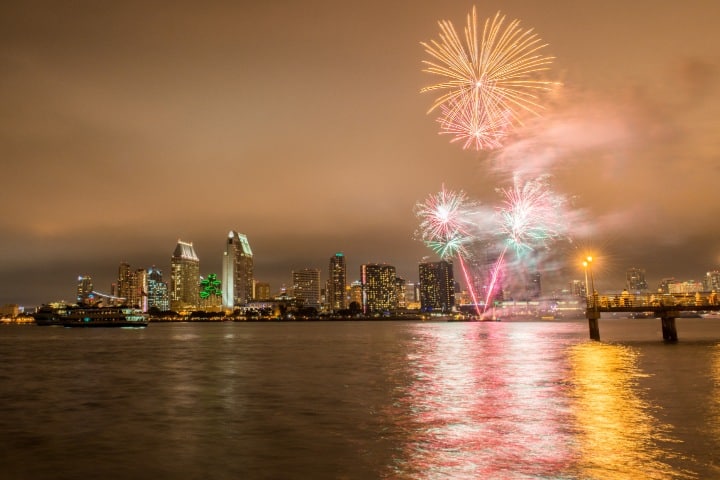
[1,0,719,306]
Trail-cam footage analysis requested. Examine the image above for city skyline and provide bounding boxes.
[2,1,719,306]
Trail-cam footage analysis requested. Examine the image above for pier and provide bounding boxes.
[585,291,720,342]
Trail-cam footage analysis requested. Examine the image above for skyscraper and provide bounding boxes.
[170,239,200,312]
[117,262,146,309]
[76,275,93,305]
[327,253,347,312]
[147,266,169,312]
[626,267,648,293]
[706,271,720,292]
[222,231,254,308]
[419,260,455,313]
[293,268,321,310]
[360,263,397,314]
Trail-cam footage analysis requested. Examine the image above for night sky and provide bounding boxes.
[1,1,719,306]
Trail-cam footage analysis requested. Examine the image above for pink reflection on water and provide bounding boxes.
[387,323,578,479]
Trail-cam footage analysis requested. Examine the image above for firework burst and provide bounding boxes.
[415,186,483,314]
[497,174,569,255]
[421,7,557,150]
[415,185,475,259]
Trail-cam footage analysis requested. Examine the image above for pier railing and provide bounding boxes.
[584,291,720,342]
[587,292,719,311]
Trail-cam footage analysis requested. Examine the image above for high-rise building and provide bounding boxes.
[328,253,347,312]
[76,275,93,305]
[419,260,455,313]
[117,263,146,310]
[349,281,363,310]
[626,267,648,293]
[170,239,200,312]
[255,282,271,301]
[147,266,169,312]
[222,231,254,308]
[705,271,720,292]
[293,268,321,309]
[360,263,397,314]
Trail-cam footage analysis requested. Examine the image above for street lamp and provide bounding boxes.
[583,256,595,308]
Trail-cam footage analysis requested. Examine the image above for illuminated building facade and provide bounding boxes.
[147,266,169,312]
[76,275,93,305]
[292,268,321,309]
[349,281,362,309]
[222,231,254,308]
[360,263,397,314]
[327,253,347,312]
[419,260,455,313]
[170,239,200,312]
[626,267,648,293]
[255,282,271,301]
[117,263,147,310]
[705,271,720,292]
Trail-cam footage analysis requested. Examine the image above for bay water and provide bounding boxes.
[2,318,719,479]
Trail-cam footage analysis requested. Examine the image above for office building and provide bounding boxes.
[147,266,169,312]
[419,260,455,313]
[76,275,93,305]
[222,231,254,308]
[360,263,397,314]
[626,267,648,293]
[705,271,720,292]
[117,263,147,310]
[170,239,200,311]
[327,253,347,312]
[293,268,321,309]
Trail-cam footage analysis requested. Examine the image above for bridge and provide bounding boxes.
[585,291,720,342]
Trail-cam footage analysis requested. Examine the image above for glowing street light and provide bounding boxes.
[582,256,596,309]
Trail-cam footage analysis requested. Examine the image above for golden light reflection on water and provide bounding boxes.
[710,345,720,454]
[569,342,688,479]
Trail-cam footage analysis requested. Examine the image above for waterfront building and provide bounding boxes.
[570,279,586,298]
[222,231,254,308]
[147,266,169,312]
[349,281,362,309]
[327,253,347,312]
[117,263,147,310]
[705,270,720,292]
[255,282,271,301]
[76,275,93,305]
[170,239,200,312]
[292,268,321,310]
[668,280,704,295]
[526,271,542,299]
[419,260,455,313]
[626,267,648,294]
[360,263,397,314]
[658,278,677,294]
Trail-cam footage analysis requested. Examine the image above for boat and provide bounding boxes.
[34,306,148,328]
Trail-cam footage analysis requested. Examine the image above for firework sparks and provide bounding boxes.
[415,186,482,314]
[497,174,569,255]
[415,185,475,259]
[437,88,510,150]
[421,7,557,150]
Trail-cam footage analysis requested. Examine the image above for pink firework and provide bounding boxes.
[497,175,569,256]
[415,186,483,315]
[437,88,511,150]
[415,185,474,258]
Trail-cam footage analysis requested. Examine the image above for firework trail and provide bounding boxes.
[421,7,557,150]
[482,175,570,312]
[415,186,483,315]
